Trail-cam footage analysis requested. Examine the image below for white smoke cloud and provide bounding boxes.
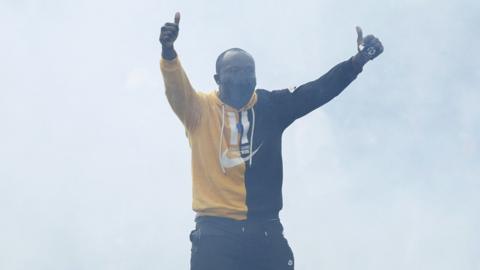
[1,0,479,269]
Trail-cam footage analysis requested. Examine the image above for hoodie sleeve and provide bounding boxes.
[160,57,202,132]
[271,57,363,129]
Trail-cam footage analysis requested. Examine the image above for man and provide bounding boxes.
[159,12,383,270]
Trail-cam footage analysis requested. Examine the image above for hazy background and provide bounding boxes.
[1,0,479,269]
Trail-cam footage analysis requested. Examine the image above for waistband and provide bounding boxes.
[194,215,284,235]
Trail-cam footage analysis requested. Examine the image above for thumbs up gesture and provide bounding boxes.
[159,12,181,48]
[355,26,384,61]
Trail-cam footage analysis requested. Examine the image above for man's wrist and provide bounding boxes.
[162,45,177,60]
[352,52,370,69]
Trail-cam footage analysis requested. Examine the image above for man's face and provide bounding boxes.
[215,50,257,109]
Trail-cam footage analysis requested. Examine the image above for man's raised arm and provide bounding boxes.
[284,27,384,121]
[159,12,201,132]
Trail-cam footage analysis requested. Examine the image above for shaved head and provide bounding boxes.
[216,48,254,74]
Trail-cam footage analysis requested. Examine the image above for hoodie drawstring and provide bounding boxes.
[219,104,226,174]
[249,107,255,167]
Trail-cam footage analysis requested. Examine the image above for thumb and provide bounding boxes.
[356,26,363,50]
[174,12,181,25]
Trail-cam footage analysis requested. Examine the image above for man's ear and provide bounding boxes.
[214,74,220,85]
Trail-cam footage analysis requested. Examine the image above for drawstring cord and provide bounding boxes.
[219,104,226,174]
[249,107,255,166]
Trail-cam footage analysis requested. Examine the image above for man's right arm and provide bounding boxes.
[159,12,201,132]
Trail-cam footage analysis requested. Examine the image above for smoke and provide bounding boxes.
[1,0,478,269]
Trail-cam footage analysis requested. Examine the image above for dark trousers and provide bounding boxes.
[190,216,294,270]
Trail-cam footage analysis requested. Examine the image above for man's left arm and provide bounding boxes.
[287,27,384,120]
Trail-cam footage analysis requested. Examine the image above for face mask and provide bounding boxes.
[220,77,256,109]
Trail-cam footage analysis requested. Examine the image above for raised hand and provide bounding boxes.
[160,12,180,60]
[355,26,383,61]
[160,12,180,48]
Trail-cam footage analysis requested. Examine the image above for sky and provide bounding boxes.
[1,0,479,269]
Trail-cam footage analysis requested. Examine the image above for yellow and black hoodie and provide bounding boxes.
[160,56,362,221]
